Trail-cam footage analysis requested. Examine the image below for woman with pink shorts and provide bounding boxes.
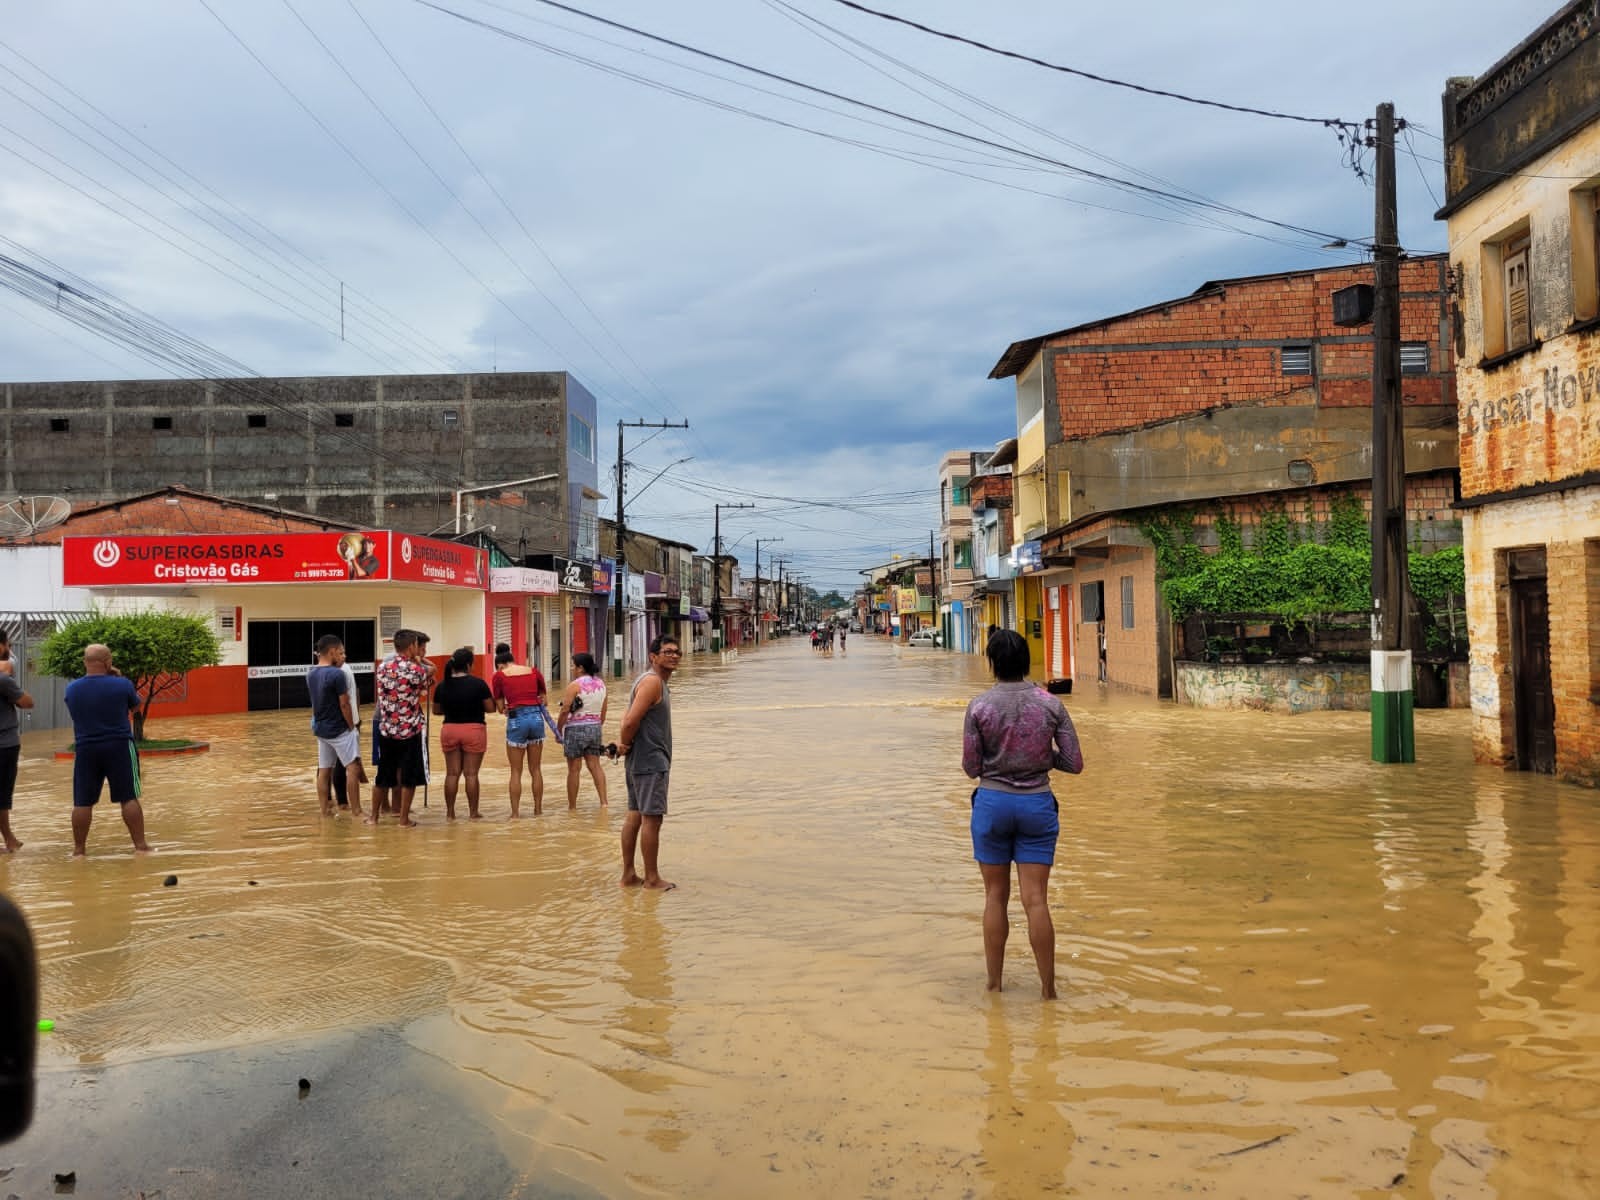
[431,646,495,819]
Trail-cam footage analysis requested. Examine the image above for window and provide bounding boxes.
[1571,187,1600,323]
[1399,343,1429,374]
[247,413,267,428]
[334,412,354,427]
[49,418,69,433]
[442,409,459,428]
[1281,345,1313,375]
[1080,581,1104,623]
[1503,233,1531,352]
[954,540,972,570]
[951,477,971,507]
[1120,575,1135,629]
[151,416,173,431]
[568,412,593,461]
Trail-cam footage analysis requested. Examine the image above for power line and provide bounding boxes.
[344,0,674,411]
[823,0,1363,130]
[0,36,467,371]
[1400,126,1441,211]
[419,0,1369,249]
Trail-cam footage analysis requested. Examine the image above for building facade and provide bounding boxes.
[1440,1,1600,781]
[937,450,979,652]
[2,371,601,558]
[990,256,1459,694]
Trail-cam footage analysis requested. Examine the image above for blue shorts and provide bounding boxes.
[970,786,1058,866]
[73,740,142,808]
[505,707,547,747]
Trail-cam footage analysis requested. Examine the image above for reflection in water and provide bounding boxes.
[4,637,1600,1196]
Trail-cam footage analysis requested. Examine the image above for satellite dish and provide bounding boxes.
[0,496,72,538]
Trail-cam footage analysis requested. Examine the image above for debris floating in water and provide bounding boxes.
[162,875,178,887]
[37,1018,53,1033]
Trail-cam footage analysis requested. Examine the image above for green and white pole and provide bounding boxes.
[1371,647,1415,764]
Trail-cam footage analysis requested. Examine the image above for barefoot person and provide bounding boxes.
[491,643,549,818]
[371,629,433,828]
[64,644,152,856]
[617,635,678,890]
[308,634,362,818]
[962,630,1083,999]
[433,646,494,820]
[556,653,608,810]
[0,630,34,852]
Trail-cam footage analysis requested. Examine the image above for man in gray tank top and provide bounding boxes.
[618,633,678,890]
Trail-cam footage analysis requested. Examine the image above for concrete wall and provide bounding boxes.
[0,547,93,611]
[2,372,576,551]
[1174,661,1372,713]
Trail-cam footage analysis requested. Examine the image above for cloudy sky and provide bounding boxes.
[0,0,1545,594]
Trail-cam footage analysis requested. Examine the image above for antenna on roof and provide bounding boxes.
[0,496,71,538]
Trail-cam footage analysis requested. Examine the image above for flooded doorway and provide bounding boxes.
[1508,548,1555,773]
[246,618,376,710]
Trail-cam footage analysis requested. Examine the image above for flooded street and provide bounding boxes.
[3,635,1599,1198]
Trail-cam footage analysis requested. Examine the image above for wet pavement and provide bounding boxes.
[2,635,1598,1197]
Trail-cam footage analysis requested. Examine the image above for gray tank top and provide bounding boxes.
[627,671,672,774]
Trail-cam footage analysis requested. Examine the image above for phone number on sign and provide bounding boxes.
[295,568,347,580]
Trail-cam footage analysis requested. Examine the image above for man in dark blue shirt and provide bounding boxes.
[307,634,361,817]
[63,643,150,856]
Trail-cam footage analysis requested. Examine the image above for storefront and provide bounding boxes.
[486,565,560,680]
[61,530,487,716]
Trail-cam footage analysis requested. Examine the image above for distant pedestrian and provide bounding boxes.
[0,629,34,853]
[556,653,608,809]
[433,647,495,820]
[962,629,1083,999]
[307,634,362,818]
[618,634,678,890]
[370,629,433,828]
[64,643,151,857]
[491,643,549,818]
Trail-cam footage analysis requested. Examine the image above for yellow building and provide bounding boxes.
[1439,1,1600,781]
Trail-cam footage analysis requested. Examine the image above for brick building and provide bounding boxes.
[989,255,1459,696]
[1,371,601,562]
[1439,1,1600,781]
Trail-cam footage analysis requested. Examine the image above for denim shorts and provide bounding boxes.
[970,786,1059,866]
[505,707,546,747]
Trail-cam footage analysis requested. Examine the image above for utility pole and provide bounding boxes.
[1369,102,1415,764]
[712,502,754,650]
[612,418,690,678]
[929,530,943,648]
[754,537,782,645]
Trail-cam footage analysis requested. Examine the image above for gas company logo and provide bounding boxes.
[400,537,414,564]
[92,540,121,568]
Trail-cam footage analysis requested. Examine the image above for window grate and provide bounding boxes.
[1281,345,1313,375]
[1400,343,1430,374]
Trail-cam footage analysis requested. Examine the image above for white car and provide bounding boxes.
[907,627,942,647]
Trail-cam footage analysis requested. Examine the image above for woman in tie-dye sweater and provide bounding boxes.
[962,629,1083,999]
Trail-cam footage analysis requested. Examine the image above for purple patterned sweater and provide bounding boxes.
[962,681,1084,794]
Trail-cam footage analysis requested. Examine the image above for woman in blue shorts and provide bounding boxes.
[961,629,1084,999]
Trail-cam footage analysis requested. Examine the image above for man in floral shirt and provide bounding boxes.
[370,628,434,828]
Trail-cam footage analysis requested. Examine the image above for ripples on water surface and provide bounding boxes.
[5,638,1599,1197]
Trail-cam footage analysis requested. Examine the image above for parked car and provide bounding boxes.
[908,627,942,647]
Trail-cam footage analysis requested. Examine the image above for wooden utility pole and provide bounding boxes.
[754,537,782,645]
[929,530,943,648]
[1369,102,1415,762]
[712,502,753,648]
[612,418,689,677]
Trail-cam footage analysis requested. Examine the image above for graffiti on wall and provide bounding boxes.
[1175,662,1370,714]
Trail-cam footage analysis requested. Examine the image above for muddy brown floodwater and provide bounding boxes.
[2,635,1598,1197]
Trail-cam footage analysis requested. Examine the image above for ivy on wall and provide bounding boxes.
[1137,495,1465,623]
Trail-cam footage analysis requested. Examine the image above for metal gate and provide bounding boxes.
[0,611,91,733]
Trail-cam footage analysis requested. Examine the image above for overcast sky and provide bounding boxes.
[0,0,1546,594]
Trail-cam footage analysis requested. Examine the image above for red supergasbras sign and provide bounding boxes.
[63,533,485,589]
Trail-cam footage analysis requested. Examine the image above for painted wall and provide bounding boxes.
[1174,661,1372,713]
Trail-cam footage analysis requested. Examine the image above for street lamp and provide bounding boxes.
[454,474,559,535]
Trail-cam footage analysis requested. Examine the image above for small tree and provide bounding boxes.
[39,611,222,741]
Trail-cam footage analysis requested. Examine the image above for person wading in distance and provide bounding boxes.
[618,634,678,890]
[492,642,549,818]
[307,633,362,818]
[433,646,495,820]
[962,629,1083,999]
[0,629,35,852]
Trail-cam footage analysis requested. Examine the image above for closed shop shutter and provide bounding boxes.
[493,606,513,650]
[1049,587,1066,677]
